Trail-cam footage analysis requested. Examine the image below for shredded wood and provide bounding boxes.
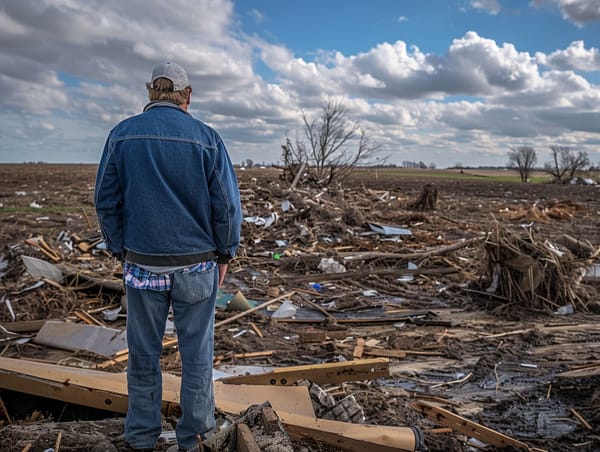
[481,218,592,312]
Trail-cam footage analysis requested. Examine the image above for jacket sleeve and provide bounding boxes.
[94,136,125,258]
[209,139,242,264]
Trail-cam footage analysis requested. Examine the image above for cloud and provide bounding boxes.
[279,32,542,100]
[533,0,600,25]
[471,0,501,15]
[0,0,598,167]
[537,40,600,71]
[248,8,266,24]
[397,16,408,22]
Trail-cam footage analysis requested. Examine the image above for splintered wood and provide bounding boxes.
[481,218,594,311]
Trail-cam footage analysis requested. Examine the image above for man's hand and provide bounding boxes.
[218,263,228,287]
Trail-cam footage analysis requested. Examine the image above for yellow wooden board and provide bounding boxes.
[0,357,314,417]
[0,357,422,452]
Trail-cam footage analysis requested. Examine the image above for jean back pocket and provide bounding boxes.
[171,266,215,304]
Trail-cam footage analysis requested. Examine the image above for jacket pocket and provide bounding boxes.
[171,266,215,304]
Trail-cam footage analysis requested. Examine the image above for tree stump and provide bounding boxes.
[408,184,438,211]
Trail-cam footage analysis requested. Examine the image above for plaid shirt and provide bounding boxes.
[123,260,216,291]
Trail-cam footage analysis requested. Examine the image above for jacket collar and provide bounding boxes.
[143,101,190,115]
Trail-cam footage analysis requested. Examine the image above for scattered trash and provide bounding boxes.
[368,222,412,236]
[554,304,574,315]
[318,257,346,273]
[271,300,297,319]
[225,291,252,312]
[309,282,322,292]
[397,261,418,282]
[102,306,122,322]
[2,295,15,321]
[0,255,8,279]
[281,200,295,212]
[243,212,278,228]
[21,256,64,283]
[34,320,128,356]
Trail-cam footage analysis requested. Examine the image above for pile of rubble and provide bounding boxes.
[1,166,599,451]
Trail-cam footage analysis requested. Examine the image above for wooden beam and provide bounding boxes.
[410,401,538,451]
[220,358,389,386]
[0,373,129,413]
[0,357,421,452]
[0,357,315,417]
[280,412,420,452]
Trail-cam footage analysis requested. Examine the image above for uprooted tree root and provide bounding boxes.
[408,184,438,211]
[479,218,595,313]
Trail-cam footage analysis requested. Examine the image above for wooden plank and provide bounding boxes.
[236,423,261,452]
[0,357,315,418]
[72,310,105,327]
[364,349,444,358]
[0,373,129,413]
[0,357,421,452]
[410,401,536,451]
[0,320,46,333]
[556,365,600,378]
[97,337,179,369]
[220,358,389,386]
[279,412,420,452]
[364,349,406,359]
[353,338,365,359]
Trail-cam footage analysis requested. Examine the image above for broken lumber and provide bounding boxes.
[410,401,539,451]
[0,320,46,333]
[0,357,315,417]
[556,364,600,378]
[220,358,390,386]
[279,412,422,452]
[281,266,457,284]
[0,357,422,452]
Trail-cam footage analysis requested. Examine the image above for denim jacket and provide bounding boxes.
[94,102,242,265]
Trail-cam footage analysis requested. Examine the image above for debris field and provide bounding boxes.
[0,163,599,452]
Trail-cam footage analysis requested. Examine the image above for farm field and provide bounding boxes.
[0,163,599,451]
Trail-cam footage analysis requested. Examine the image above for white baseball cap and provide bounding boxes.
[150,62,190,91]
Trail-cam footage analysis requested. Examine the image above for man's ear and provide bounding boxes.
[187,87,192,105]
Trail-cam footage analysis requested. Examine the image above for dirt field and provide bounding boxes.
[0,163,599,451]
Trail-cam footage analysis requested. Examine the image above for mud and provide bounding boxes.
[0,164,599,451]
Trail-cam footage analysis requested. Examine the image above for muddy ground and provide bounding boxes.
[0,163,599,451]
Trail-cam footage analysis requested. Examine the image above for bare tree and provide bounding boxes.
[544,146,590,183]
[281,99,379,186]
[507,146,537,182]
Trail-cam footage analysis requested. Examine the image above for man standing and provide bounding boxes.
[95,62,242,452]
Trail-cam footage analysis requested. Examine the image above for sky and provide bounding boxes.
[0,0,599,168]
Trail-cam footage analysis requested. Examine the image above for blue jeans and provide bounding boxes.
[124,265,217,450]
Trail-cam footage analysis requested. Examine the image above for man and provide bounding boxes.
[95,62,242,452]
